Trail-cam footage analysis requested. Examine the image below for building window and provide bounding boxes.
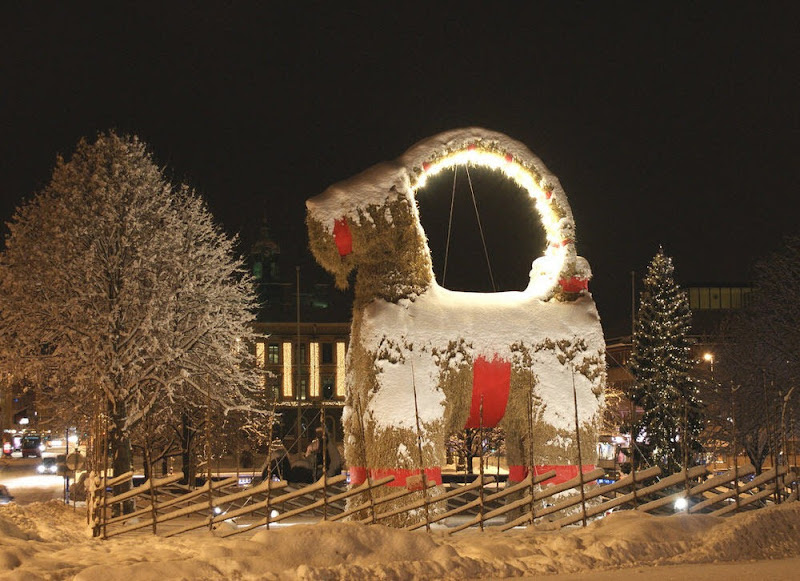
[321,342,334,365]
[267,377,280,401]
[710,288,720,309]
[309,342,320,397]
[700,287,710,309]
[322,376,335,399]
[336,341,347,397]
[689,286,751,311]
[268,343,280,364]
[282,342,292,397]
[731,287,741,308]
[720,287,731,309]
[256,342,265,367]
[741,288,752,308]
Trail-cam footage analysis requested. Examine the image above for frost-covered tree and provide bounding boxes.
[713,237,800,473]
[0,132,265,501]
[446,427,505,475]
[629,248,703,473]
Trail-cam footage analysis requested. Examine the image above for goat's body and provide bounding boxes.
[307,128,606,525]
[344,282,604,492]
[359,282,603,434]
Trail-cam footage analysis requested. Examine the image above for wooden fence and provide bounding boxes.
[87,462,798,539]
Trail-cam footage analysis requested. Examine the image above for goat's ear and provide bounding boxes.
[307,213,355,290]
[333,218,353,257]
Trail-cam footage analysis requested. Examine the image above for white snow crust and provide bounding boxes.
[362,282,604,433]
[1,500,799,580]
[306,127,573,235]
[306,161,409,230]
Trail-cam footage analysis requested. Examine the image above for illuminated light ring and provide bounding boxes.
[408,145,576,299]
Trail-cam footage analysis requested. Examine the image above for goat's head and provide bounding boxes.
[306,162,434,297]
[307,128,594,302]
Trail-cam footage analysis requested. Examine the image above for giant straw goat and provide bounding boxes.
[306,128,605,523]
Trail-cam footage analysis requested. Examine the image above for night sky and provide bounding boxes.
[3,4,799,337]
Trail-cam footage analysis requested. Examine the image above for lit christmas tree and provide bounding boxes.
[629,248,703,473]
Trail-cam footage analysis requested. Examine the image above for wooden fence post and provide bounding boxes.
[683,399,690,501]
[478,395,485,531]
[355,400,376,523]
[527,383,536,525]
[630,398,638,508]
[321,405,329,521]
[571,364,587,527]
[265,399,277,530]
[147,449,158,535]
[410,359,431,532]
[205,386,214,530]
[731,390,741,512]
[101,406,110,540]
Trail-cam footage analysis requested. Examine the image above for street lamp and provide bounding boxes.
[703,352,714,375]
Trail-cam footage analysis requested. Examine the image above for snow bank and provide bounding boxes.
[2,501,799,580]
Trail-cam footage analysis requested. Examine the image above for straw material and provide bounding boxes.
[306,130,606,527]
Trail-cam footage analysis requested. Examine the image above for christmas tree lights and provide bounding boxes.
[629,248,703,472]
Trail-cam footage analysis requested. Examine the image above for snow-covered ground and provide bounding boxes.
[1,500,799,580]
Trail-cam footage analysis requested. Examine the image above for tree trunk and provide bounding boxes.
[181,412,197,487]
[142,446,151,481]
[110,401,134,515]
[743,437,767,475]
[465,430,476,475]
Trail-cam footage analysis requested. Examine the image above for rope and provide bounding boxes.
[464,165,496,292]
[442,166,458,287]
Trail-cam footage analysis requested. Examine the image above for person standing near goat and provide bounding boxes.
[306,426,343,479]
[305,427,325,470]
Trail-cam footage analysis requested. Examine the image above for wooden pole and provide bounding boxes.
[630,398,638,508]
[321,405,329,521]
[101,403,110,539]
[571,364,587,527]
[763,373,781,502]
[233,437,238,488]
[792,411,799,500]
[264,400,277,531]
[146,447,158,535]
[527,389,536,524]
[478,395,485,532]
[296,266,301,442]
[410,358,431,532]
[683,398,690,499]
[355,399,376,523]
[780,388,794,486]
[731,386,740,512]
[205,384,214,530]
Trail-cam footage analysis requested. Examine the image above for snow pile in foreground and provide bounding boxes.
[1,501,799,580]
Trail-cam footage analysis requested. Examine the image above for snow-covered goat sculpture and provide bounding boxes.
[306,128,605,521]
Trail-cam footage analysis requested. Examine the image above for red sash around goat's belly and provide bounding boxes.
[464,355,511,429]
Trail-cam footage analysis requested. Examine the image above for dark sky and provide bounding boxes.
[3,4,799,337]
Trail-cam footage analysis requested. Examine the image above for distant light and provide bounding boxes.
[703,353,713,362]
[19,418,29,425]
[213,506,223,515]
[674,497,688,511]
[270,509,279,519]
